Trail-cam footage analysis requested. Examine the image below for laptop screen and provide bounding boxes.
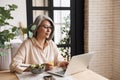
[47,52,94,77]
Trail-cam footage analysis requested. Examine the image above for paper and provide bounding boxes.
[16,72,74,80]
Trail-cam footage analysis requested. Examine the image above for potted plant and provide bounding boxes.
[59,15,71,61]
[0,4,18,70]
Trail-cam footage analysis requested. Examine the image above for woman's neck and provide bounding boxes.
[36,37,46,49]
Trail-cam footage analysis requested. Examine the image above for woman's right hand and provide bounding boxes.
[43,63,53,71]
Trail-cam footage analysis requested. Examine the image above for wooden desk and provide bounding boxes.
[0,70,18,80]
[0,70,109,80]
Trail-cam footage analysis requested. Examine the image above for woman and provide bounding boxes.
[10,15,68,73]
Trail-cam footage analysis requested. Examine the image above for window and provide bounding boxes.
[26,0,84,58]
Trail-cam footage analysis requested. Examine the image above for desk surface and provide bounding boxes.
[0,70,18,80]
[0,69,108,80]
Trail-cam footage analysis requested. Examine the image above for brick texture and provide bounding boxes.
[86,0,120,80]
[87,0,113,80]
[113,0,120,80]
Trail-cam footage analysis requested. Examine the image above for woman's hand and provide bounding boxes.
[24,66,31,72]
[43,63,53,71]
[58,61,69,70]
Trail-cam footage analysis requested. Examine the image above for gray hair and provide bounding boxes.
[31,15,54,40]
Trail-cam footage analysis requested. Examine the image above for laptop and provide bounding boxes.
[47,52,94,77]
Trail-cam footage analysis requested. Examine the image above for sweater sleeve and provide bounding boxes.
[50,40,64,66]
[10,40,30,74]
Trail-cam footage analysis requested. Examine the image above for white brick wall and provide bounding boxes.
[113,0,120,80]
[88,0,113,80]
[87,0,120,80]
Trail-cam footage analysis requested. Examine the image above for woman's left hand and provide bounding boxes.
[58,61,69,70]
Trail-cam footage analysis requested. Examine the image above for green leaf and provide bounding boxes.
[31,25,37,31]
[28,31,33,38]
[8,33,15,39]
[22,28,28,34]
[0,30,9,36]
[8,4,18,11]
[12,27,17,32]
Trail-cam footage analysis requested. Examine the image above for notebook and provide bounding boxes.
[47,52,94,77]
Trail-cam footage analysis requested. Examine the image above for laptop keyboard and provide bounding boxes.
[56,70,66,75]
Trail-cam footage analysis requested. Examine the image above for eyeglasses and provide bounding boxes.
[41,25,53,29]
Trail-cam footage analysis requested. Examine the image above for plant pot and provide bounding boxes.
[0,48,11,70]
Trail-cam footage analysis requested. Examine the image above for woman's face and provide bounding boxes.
[37,20,52,39]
